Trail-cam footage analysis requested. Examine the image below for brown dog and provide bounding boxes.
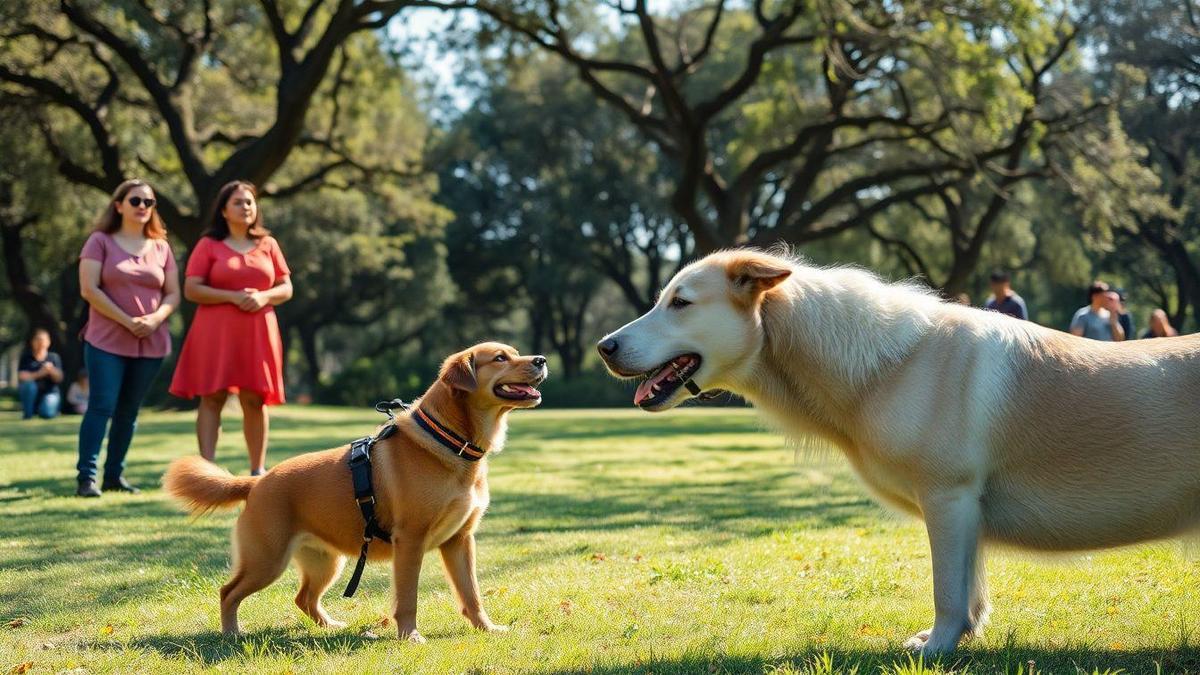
[163,342,547,641]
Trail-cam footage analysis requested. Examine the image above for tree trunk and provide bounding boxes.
[0,218,67,349]
[298,324,321,396]
[55,260,86,388]
[1142,226,1199,331]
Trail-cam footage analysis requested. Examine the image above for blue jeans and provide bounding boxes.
[76,342,163,483]
[19,381,61,419]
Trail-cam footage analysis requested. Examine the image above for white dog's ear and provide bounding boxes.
[441,352,477,392]
[727,255,792,295]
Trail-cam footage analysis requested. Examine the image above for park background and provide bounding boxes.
[3,1,1200,673]
[0,0,1197,405]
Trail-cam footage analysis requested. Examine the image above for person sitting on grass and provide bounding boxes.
[67,369,90,414]
[17,328,63,420]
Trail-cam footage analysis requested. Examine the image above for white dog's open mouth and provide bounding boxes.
[494,382,542,401]
[634,354,701,408]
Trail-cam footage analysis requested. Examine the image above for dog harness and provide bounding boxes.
[342,398,493,597]
[342,407,398,598]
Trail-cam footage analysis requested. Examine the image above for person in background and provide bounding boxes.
[1113,288,1135,341]
[983,270,1028,320]
[1069,281,1125,341]
[1142,308,1179,338]
[170,181,293,476]
[77,178,180,497]
[953,292,971,306]
[67,369,90,414]
[17,328,63,420]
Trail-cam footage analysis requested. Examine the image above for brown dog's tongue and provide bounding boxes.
[507,384,539,397]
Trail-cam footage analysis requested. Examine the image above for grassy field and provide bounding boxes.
[2,406,1199,674]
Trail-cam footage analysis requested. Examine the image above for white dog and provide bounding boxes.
[597,248,1200,654]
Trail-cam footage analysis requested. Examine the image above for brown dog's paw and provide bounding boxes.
[398,629,426,644]
[481,623,509,633]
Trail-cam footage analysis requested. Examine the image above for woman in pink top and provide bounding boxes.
[76,179,180,497]
[170,181,293,475]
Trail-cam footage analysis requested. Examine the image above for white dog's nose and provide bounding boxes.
[597,338,619,360]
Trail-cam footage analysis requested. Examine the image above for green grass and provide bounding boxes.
[2,406,1199,674]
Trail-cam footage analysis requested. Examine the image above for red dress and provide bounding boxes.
[170,236,290,405]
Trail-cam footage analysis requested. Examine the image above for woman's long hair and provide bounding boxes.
[92,179,167,239]
[203,180,270,240]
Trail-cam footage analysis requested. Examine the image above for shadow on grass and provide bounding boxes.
[97,627,387,665]
[514,416,763,443]
[90,635,1200,672]
[544,645,1200,674]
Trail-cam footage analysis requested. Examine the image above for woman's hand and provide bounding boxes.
[237,289,268,312]
[129,314,161,338]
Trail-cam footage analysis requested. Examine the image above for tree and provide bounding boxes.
[1,0,433,245]
[0,0,446,390]
[437,52,692,374]
[449,0,1103,290]
[273,188,452,395]
[0,105,94,374]
[1083,0,1200,329]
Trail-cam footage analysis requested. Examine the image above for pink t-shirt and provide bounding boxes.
[79,231,178,358]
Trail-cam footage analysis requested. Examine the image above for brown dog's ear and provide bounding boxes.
[442,352,477,392]
[727,254,792,295]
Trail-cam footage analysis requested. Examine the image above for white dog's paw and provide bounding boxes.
[903,629,931,652]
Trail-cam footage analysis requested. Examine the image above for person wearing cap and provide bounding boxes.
[1069,280,1126,341]
[983,270,1028,320]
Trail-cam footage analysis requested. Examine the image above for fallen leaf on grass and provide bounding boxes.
[100,624,114,636]
[8,663,33,675]
[559,600,573,615]
[5,618,26,629]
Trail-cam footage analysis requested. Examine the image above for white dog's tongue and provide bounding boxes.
[634,365,674,405]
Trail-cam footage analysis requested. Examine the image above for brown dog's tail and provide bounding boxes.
[163,456,257,514]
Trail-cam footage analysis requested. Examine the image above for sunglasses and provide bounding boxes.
[127,196,156,208]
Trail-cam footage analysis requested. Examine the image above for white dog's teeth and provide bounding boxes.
[651,384,661,393]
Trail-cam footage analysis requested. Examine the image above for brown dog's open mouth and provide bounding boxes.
[494,382,542,401]
[634,354,701,408]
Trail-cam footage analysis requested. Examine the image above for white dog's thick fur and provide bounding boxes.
[598,249,1200,654]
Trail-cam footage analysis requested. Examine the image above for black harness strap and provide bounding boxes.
[343,422,397,598]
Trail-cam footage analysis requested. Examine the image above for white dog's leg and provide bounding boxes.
[968,554,990,637]
[905,487,982,655]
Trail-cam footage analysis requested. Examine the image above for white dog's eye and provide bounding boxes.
[669,297,692,309]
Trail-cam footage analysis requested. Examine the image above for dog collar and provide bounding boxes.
[413,407,489,461]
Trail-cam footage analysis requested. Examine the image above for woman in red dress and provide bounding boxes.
[170,181,293,475]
